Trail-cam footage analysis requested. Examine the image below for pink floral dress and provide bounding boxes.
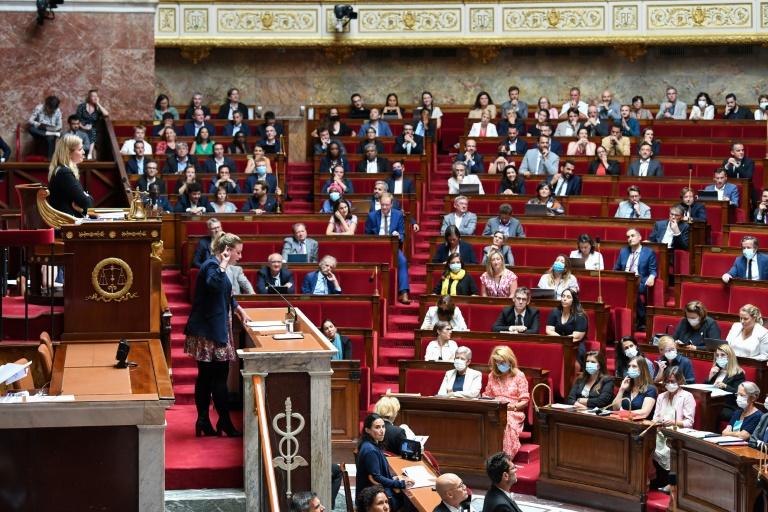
[480,270,518,298]
[483,371,529,458]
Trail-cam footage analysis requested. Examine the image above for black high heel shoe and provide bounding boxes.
[195,419,218,437]
[216,418,242,437]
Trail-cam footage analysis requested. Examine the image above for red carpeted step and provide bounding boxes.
[172,366,198,386]
[378,346,415,366]
[513,443,539,464]
[380,332,415,346]
[510,459,539,496]
[410,283,427,295]
[388,314,419,331]
[646,490,670,512]
[171,347,196,368]
[172,384,196,405]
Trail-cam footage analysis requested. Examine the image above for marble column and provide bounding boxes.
[309,369,333,508]
[138,423,167,512]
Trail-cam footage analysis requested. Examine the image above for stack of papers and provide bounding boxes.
[702,436,748,446]
[246,320,286,333]
[683,384,733,397]
[677,428,717,439]
[0,361,32,385]
[402,465,436,488]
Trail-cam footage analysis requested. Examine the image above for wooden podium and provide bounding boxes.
[239,307,336,511]
[60,221,163,341]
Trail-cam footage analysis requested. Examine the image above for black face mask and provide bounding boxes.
[330,115,340,122]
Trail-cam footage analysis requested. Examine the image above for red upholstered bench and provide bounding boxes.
[700,252,737,278]
[679,281,730,313]
[729,284,768,312]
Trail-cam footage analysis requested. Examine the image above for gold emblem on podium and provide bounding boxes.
[85,257,138,302]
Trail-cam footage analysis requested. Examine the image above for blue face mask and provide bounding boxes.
[715,356,729,369]
[449,263,462,273]
[744,248,755,260]
[585,362,599,375]
[329,192,341,201]
[627,367,641,379]
[256,165,267,176]
[496,363,510,373]
[392,167,403,178]
[552,261,566,273]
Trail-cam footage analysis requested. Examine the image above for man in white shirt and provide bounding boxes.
[704,168,740,206]
[120,125,152,155]
[559,87,588,119]
[628,142,663,177]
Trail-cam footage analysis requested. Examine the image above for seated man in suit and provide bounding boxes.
[162,142,198,175]
[601,124,631,157]
[281,223,319,263]
[137,161,166,194]
[301,255,342,295]
[364,193,412,304]
[173,182,214,214]
[208,164,239,194]
[256,253,295,294]
[723,142,754,180]
[433,473,470,512]
[540,124,563,156]
[119,124,150,155]
[550,160,582,197]
[656,86,688,119]
[455,138,484,174]
[349,93,370,119]
[498,125,528,157]
[369,181,400,212]
[313,127,346,156]
[755,188,768,224]
[203,143,237,174]
[723,93,753,120]
[394,123,423,155]
[614,228,657,330]
[191,218,222,268]
[582,104,611,137]
[649,205,690,250]
[628,142,663,177]
[679,186,707,222]
[614,185,651,219]
[554,108,582,137]
[385,160,415,195]
[497,108,526,137]
[492,286,540,334]
[356,143,390,173]
[126,140,151,175]
[182,108,215,137]
[722,236,768,283]
[482,452,523,512]
[704,167,740,206]
[482,203,525,237]
[440,195,477,236]
[258,125,281,154]
[240,182,277,214]
[223,110,250,137]
[358,108,392,137]
[255,111,284,138]
[519,134,559,178]
[145,182,172,214]
[245,157,279,194]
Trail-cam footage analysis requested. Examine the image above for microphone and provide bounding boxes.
[266,281,301,335]
[595,236,603,303]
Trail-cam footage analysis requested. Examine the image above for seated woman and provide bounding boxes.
[689,92,716,120]
[722,381,763,440]
[727,304,768,359]
[210,186,237,213]
[321,164,354,195]
[673,300,721,349]
[191,126,215,155]
[433,253,479,296]
[420,295,468,332]
[244,145,273,174]
[651,366,696,492]
[707,344,745,421]
[319,183,344,213]
[414,108,436,138]
[355,414,413,510]
[654,335,696,384]
[487,149,512,174]
[755,94,768,121]
[630,95,654,120]
[527,109,550,138]
[321,319,352,360]
[588,145,621,176]
[641,127,661,156]
[565,350,614,410]
[679,187,706,222]
[569,233,604,270]
[468,109,497,138]
[566,127,596,156]
[373,395,412,455]
[325,199,357,236]
[381,93,403,120]
[527,182,564,216]
[611,355,657,420]
[209,166,239,194]
[448,161,485,195]
[615,336,656,379]
[432,226,477,264]
[536,97,559,123]
[480,249,517,299]
[482,231,514,266]
[537,254,579,299]
[155,128,177,155]
[436,346,482,398]
[498,165,526,195]
[318,142,349,174]
[227,132,250,155]
[468,92,497,119]
[483,346,529,458]
[424,321,458,361]
[357,127,385,155]
[546,288,588,363]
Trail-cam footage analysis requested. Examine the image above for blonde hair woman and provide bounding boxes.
[707,344,746,420]
[482,346,529,458]
[373,395,414,455]
[48,134,92,217]
[480,249,517,298]
[726,304,768,359]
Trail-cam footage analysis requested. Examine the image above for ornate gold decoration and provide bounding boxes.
[648,5,751,29]
[272,397,308,501]
[359,9,461,32]
[323,46,356,63]
[109,231,117,239]
[468,47,499,64]
[760,2,768,27]
[121,230,148,238]
[469,8,494,32]
[151,240,164,262]
[151,230,159,238]
[85,258,138,303]
[127,189,148,220]
[158,7,176,33]
[184,8,208,33]
[180,47,211,64]
[34,187,77,230]
[614,44,647,62]
[78,231,105,239]
[613,5,638,30]
[218,10,316,33]
[65,232,73,239]
[503,7,604,31]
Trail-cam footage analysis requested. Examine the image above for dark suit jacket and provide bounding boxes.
[482,485,523,512]
[492,306,540,333]
[245,173,278,194]
[628,159,663,177]
[319,156,350,174]
[394,134,424,155]
[549,139,563,156]
[255,123,284,139]
[368,197,402,212]
[385,178,416,194]
[382,420,407,455]
[727,253,768,280]
[255,266,295,294]
[585,121,610,138]
[146,196,172,213]
[223,123,251,137]
[649,220,690,250]
[182,121,216,137]
[680,201,707,222]
[48,166,93,217]
[162,155,199,174]
[432,241,477,264]
[614,246,657,292]
[432,274,479,296]
[364,208,406,242]
[137,176,166,194]
[203,156,237,174]
[126,157,151,175]
[588,159,621,176]
[554,175,582,196]
[499,138,528,156]
[184,257,239,345]
[357,139,385,155]
[566,376,615,408]
[241,195,277,213]
[183,105,211,120]
[217,102,249,120]
[455,153,484,174]
[192,237,212,268]
[723,157,754,180]
[355,158,391,173]
[174,194,215,213]
[301,270,342,294]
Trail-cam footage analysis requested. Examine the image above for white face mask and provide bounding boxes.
[624,347,638,358]
[664,350,678,361]
[665,383,679,393]
[761,102,768,111]
[697,100,707,109]
[736,395,749,409]
[687,317,700,328]
[454,359,467,372]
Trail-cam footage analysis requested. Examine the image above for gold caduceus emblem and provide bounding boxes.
[85,258,138,302]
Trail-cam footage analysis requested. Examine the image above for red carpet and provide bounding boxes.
[0,296,63,340]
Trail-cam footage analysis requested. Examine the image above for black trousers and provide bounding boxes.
[28,126,57,158]
[195,360,231,421]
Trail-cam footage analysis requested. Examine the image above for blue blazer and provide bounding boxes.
[356,440,405,499]
[301,270,342,294]
[649,220,690,250]
[727,253,768,280]
[432,240,477,265]
[614,246,657,292]
[364,208,406,242]
[184,257,239,345]
[182,122,215,137]
[454,153,484,174]
[241,195,277,213]
[368,197,402,212]
[174,194,215,213]
[223,123,251,137]
[680,201,707,222]
[245,173,278,194]
[203,156,237,174]
[704,183,740,206]
[385,178,416,194]
[192,237,212,268]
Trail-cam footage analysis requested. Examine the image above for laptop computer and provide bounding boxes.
[524,203,549,216]
[530,288,556,300]
[569,257,586,270]
[702,338,727,351]
[458,183,480,195]
[286,254,308,263]
[267,285,290,295]
[696,190,719,201]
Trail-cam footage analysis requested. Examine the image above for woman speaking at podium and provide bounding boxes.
[184,233,251,437]
[48,134,93,217]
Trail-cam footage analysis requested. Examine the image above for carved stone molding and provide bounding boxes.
[648,4,751,30]
[503,7,604,31]
[180,47,211,64]
[358,8,461,32]
[614,44,647,62]
[468,47,500,64]
[218,9,316,33]
[322,46,356,64]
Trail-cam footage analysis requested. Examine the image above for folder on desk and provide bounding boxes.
[0,361,32,385]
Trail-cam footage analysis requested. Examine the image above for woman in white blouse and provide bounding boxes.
[467,109,498,138]
[727,304,768,359]
[755,94,768,120]
[425,321,458,361]
[448,161,485,195]
[537,254,579,299]
[568,234,604,270]
[420,295,468,331]
[688,92,716,120]
[436,346,482,398]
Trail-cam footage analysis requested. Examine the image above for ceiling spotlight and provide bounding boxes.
[333,4,357,32]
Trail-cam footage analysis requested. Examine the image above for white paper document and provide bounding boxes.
[683,384,732,397]
[0,361,32,385]
[402,465,436,489]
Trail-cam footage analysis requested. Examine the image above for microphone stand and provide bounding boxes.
[266,281,301,336]
[595,237,603,303]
